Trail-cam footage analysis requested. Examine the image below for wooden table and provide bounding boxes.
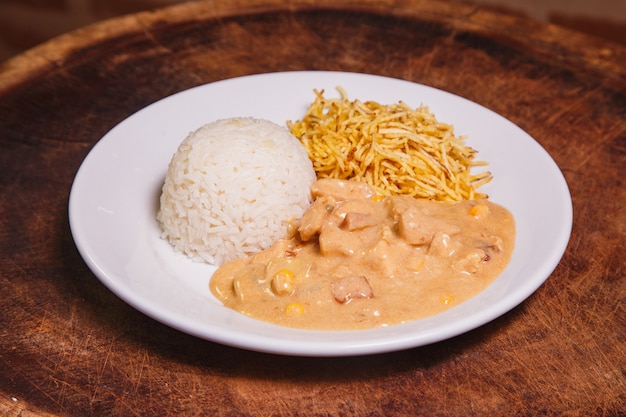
[1,0,624,415]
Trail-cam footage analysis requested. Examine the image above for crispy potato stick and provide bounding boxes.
[288,87,492,201]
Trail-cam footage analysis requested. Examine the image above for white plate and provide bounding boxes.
[69,71,572,356]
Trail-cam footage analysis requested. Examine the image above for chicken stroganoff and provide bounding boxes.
[210,179,515,330]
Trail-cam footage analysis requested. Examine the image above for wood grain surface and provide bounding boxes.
[1,0,624,415]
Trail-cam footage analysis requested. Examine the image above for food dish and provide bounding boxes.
[68,71,572,356]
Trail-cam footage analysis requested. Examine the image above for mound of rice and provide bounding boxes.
[157,117,316,265]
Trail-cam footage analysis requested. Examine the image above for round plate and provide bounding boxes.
[68,71,572,356]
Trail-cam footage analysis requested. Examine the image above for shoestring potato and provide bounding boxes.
[287,87,492,202]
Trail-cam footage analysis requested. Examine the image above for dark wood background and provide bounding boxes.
[1,0,624,415]
[2,0,626,63]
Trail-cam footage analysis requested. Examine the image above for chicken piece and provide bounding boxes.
[367,229,420,279]
[336,198,384,231]
[231,263,267,302]
[454,249,488,274]
[428,232,459,257]
[298,195,336,241]
[311,178,375,201]
[392,199,460,245]
[318,223,380,257]
[331,276,374,304]
[480,232,504,254]
[252,238,297,264]
[342,212,379,231]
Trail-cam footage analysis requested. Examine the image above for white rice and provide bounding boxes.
[157,117,316,265]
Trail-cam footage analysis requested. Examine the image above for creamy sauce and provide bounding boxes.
[210,179,515,330]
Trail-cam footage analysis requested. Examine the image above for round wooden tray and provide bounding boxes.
[1,0,624,415]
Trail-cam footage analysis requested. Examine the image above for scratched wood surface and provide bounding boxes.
[0,0,624,415]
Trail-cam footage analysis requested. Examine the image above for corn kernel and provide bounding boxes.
[440,295,454,305]
[371,194,385,202]
[469,203,489,218]
[285,303,304,316]
[272,270,295,296]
